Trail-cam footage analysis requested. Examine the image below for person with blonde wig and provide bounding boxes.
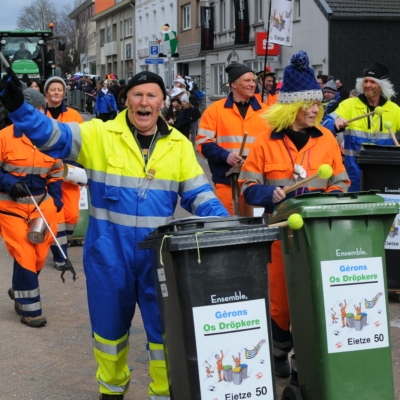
[238,50,350,386]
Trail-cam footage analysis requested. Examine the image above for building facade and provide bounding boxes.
[135,0,178,91]
[91,0,135,80]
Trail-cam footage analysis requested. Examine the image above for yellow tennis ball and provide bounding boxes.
[287,213,304,230]
[374,106,383,116]
[318,164,333,180]
[384,121,393,130]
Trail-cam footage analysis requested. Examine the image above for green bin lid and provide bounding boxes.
[223,365,232,371]
[346,313,354,318]
[269,191,399,224]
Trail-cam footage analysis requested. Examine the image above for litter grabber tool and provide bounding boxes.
[23,183,78,283]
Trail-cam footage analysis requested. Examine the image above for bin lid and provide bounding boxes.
[139,216,281,251]
[355,144,400,165]
[269,191,399,224]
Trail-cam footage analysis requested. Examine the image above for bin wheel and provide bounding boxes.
[282,385,303,400]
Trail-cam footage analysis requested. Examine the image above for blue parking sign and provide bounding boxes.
[149,41,159,57]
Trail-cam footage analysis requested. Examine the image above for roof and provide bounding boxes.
[316,0,400,20]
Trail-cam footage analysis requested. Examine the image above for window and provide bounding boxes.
[100,28,105,45]
[294,0,300,21]
[112,23,117,41]
[255,0,263,22]
[220,0,227,31]
[246,61,263,73]
[125,19,133,37]
[106,26,111,43]
[182,4,191,30]
[213,64,226,95]
[126,43,132,59]
[230,1,235,29]
[138,17,142,39]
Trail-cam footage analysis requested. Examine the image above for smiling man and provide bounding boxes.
[0,71,229,400]
[238,50,349,386]
[328,63,400,191]
[196,63,268,214]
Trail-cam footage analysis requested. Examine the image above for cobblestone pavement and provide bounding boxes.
[0,113,399,399]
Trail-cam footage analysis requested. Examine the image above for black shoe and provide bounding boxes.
[99,395,124,399]
[274,359,290,378]
[54,262,67,271]
[8,288,21,315]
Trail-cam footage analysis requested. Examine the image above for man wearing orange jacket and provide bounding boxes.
[254,66,278,107]
[196,64,268,215]
[0,88,63,327]
[239,51,350,385]
[43,76,83,270]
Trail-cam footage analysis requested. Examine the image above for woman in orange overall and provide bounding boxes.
[239,51,350,385]
[0,88,64,327]
[43,77,84,271]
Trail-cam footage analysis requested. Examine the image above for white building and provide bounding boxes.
[135,0,178,91]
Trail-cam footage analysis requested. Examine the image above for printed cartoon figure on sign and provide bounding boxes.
[205,360,214,378]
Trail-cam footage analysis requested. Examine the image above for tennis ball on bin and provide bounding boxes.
[287,213,304,230]
[374,106,383,116]
[384,121,393,130]
[318,164,333,180]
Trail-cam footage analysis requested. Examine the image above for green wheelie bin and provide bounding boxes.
[268,192,398,400]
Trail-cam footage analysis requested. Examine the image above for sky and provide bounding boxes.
[0,0,73,31]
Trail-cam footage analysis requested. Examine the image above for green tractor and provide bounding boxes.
[0,23,65,128]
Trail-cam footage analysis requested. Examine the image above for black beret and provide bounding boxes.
[225,63,254,84]
[125,71,167,100]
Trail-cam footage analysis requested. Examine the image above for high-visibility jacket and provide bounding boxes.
[329,96,400,191]
[254,91,278,107]
[196,92,268,185]
[239,125,349,331]
[45,104,83,262]
[9,102,228,396]
[0,125,63,318]
[239,126,350,211]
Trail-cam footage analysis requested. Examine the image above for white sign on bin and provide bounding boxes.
[192,299,274,399]
[321,256,389,354]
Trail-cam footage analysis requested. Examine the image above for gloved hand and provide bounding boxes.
[10,181,30,199]
[0,78,25,113]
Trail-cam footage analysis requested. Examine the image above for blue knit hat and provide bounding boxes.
[278,51,323,104]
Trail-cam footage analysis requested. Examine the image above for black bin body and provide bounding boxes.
[139,216,281,400]
[356,144,400,289]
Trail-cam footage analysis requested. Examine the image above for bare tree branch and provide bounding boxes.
[16,0,58,31]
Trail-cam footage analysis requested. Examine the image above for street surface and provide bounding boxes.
[0,111,398,399]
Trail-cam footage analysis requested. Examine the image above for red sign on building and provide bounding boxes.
[255,32,280,56]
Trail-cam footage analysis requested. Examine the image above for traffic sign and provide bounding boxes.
[145,58,165,65]
[149,41,159,58]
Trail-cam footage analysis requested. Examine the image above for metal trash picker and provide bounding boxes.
[23,183,78,283]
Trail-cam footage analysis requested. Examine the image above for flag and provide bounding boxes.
[201,7,214,51]
[233,0,250,45]
[269,0,293,47]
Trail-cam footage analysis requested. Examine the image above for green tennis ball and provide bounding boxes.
[318,164,333,180]
[374,106,383,116]
[288,214,304,230]
[384,121,393,129]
